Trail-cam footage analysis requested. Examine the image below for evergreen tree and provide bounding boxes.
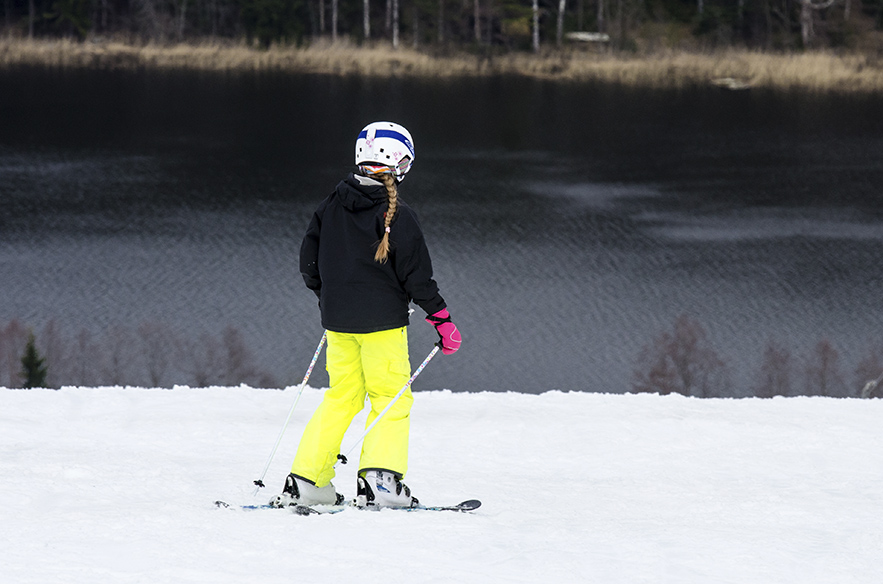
[21,333,48,389]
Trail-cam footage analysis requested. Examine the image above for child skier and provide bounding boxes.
[270,121,461,509]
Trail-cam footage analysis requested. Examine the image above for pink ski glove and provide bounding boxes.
[425,309,461,355]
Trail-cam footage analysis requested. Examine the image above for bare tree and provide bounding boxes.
[219,326,260,386]
[1,320,28,388]
[101,325,140,387]
[183,332,223,387]
[138,322,179,388]
[804,339,846,397]
[754,340,793,398]
[134,0,164,41]
[40,320,66,389]
[69,329,101,388]
[632,315,729,398]
[798,0,837,47]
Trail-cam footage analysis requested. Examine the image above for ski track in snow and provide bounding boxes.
[2,387,882,583]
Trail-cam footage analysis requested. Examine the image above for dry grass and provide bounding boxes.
[2,37,883,92]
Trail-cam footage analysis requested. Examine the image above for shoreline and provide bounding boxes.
[2,37,883,92]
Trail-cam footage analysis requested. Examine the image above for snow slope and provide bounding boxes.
[2,387,882,583]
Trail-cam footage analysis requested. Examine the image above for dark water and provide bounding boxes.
[2,67,882,394]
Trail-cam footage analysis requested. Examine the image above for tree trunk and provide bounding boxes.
[413,2,419,47]
[28,0,35,38]
[557,0,566,47]
[386,0,392,32]
[392,0,399,47]
[799,0,836,47]
[799,0,813,46]
[474,0,481,43]
[364,0,371,38]
[178,0,188,40]
[698,0,704,17]
[332,0,339,40]
[532,0,540,51]
[438,0,444,42]
[210,0,219,37]
[597,0,605,33]
[320,0,326,34]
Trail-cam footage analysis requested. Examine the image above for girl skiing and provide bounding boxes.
[271,121,461,509]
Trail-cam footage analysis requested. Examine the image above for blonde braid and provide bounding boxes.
[374,173,398,263]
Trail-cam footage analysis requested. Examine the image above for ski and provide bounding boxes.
[214,500,276,511]
[215,499,480,514]
[402,499,482,513]
[297,499,481,515]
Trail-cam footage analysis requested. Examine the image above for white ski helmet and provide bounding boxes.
[355,121,415,181]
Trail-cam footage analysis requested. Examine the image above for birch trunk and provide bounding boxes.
[799,0,836,47]
[532,0,540,51]
[393,0,400,47]
[364,0,370,38]
[557,0,566,47]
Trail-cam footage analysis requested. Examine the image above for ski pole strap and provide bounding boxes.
[425,313,452,326]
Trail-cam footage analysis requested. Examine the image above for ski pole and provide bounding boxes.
[252,330,327,495]
[335,343,440,468]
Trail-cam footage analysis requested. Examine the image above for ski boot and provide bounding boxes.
[269,473,344,508]
[356,470,418,508]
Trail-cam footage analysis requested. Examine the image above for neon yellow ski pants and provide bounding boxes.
[291,327,413,488]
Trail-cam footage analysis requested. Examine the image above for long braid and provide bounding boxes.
[374,172,398,263]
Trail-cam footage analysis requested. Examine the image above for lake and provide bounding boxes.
[1,67,882,394]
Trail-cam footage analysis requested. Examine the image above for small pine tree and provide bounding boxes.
[21,333,48,389]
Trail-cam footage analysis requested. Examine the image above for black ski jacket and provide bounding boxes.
[300,174,446,334]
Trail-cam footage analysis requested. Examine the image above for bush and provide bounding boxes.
[631,314,730,398]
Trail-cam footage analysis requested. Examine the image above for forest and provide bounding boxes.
[2,0,882,52]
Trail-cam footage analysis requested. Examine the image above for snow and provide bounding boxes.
[2,386,882,583]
